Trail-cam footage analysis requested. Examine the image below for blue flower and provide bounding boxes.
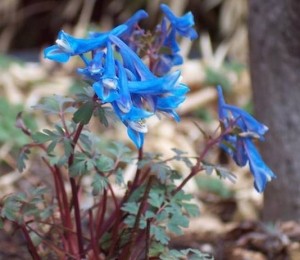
[43,5,194,149]
[217,85,276,192]
[109,35,154,80]
[160,4,198,40]
[93,41,119,102]
[112,104,153,148]
[89,10,148,40]
[77,51,104,81]
[243,138,276,192]
[44,24,127,63]
[122,10,148,40]
[217,86,268,139]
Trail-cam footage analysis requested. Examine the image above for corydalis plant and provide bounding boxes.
[217,86,276,192]
[1,3,277,260]
[44,4,197,148]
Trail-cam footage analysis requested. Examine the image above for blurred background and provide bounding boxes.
[0,0,298,259]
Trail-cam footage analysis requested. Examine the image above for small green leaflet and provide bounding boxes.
[73,101,94,125]
[91,174,108,196]
[17,148,30,172]
[151,225,170,245]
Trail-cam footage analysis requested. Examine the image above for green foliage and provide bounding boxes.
[32,125,72,158]
[91,174,108,196]
[1,187,53,224]
[160,248,213,260]
[17,147,30,172]
[11,78,225,259]
[73,101,94,125]
[33,95,75,115]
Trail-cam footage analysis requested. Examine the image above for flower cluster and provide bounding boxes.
[217,86,276,192]
[44,4,197,148]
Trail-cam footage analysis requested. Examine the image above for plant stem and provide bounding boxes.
[21,225,40,260]
[89,209,100,260]
[41,158,76,254]
[124,175,153,260]
[68,123,85,258]
[145,219,151,260]
[96,189,107,241]
[172,126,234,195]
[131,147,143,189]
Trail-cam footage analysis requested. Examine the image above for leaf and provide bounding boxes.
[73,101,94,125]
[182,203,200,217]
[40,206,54,220]
[151,226,169,245]
[148,191,164,208]
[123,215,136,228]
[69,153,90,177]
[115,168,124,186]
[171,148,187,156]
[151,163,171,183]
[33,95,74,115]
[215,166,237,183]
[181,248,213,260]
[1,198,21,222]
[31,186,49,196]
[107,141,132,161]
[17,148,30,172]
[121,202,139,215]
[47,140,58,154]
[167,213,189,235]
[149,242,165,257]
[63,138,73,157]
[91,174,108,196]
[95,155,114,172]
[32,131,53,143]
[95,106,109,127]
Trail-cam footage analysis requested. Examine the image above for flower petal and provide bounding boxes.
[244,139,276,192]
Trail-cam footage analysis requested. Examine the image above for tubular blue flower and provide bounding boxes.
[109,35,154,80]
[44,24,127,63]
[121,10,148,40]
[243,138,276,193]
[89,10,148,40]
[93,41,119,102]
[154,53,183,76]
[115,61,132,113]
[164,28,180,53]
[112,104,153,148]
[220,135,248,167]
[127,127,144,148]
[217,86,268,140]
[127,70,182,94]
[160,4,198,40]
[77,51,104,81]
[217,85,276,192]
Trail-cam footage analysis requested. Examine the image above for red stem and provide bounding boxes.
[123,175,154,260]
[131,147,143,189]
[172,126,234,195]
[89,210,100,260]
[21,225,40,260]
[96,189,107,241]
[68,123,85,258]
[41,158,76,254]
